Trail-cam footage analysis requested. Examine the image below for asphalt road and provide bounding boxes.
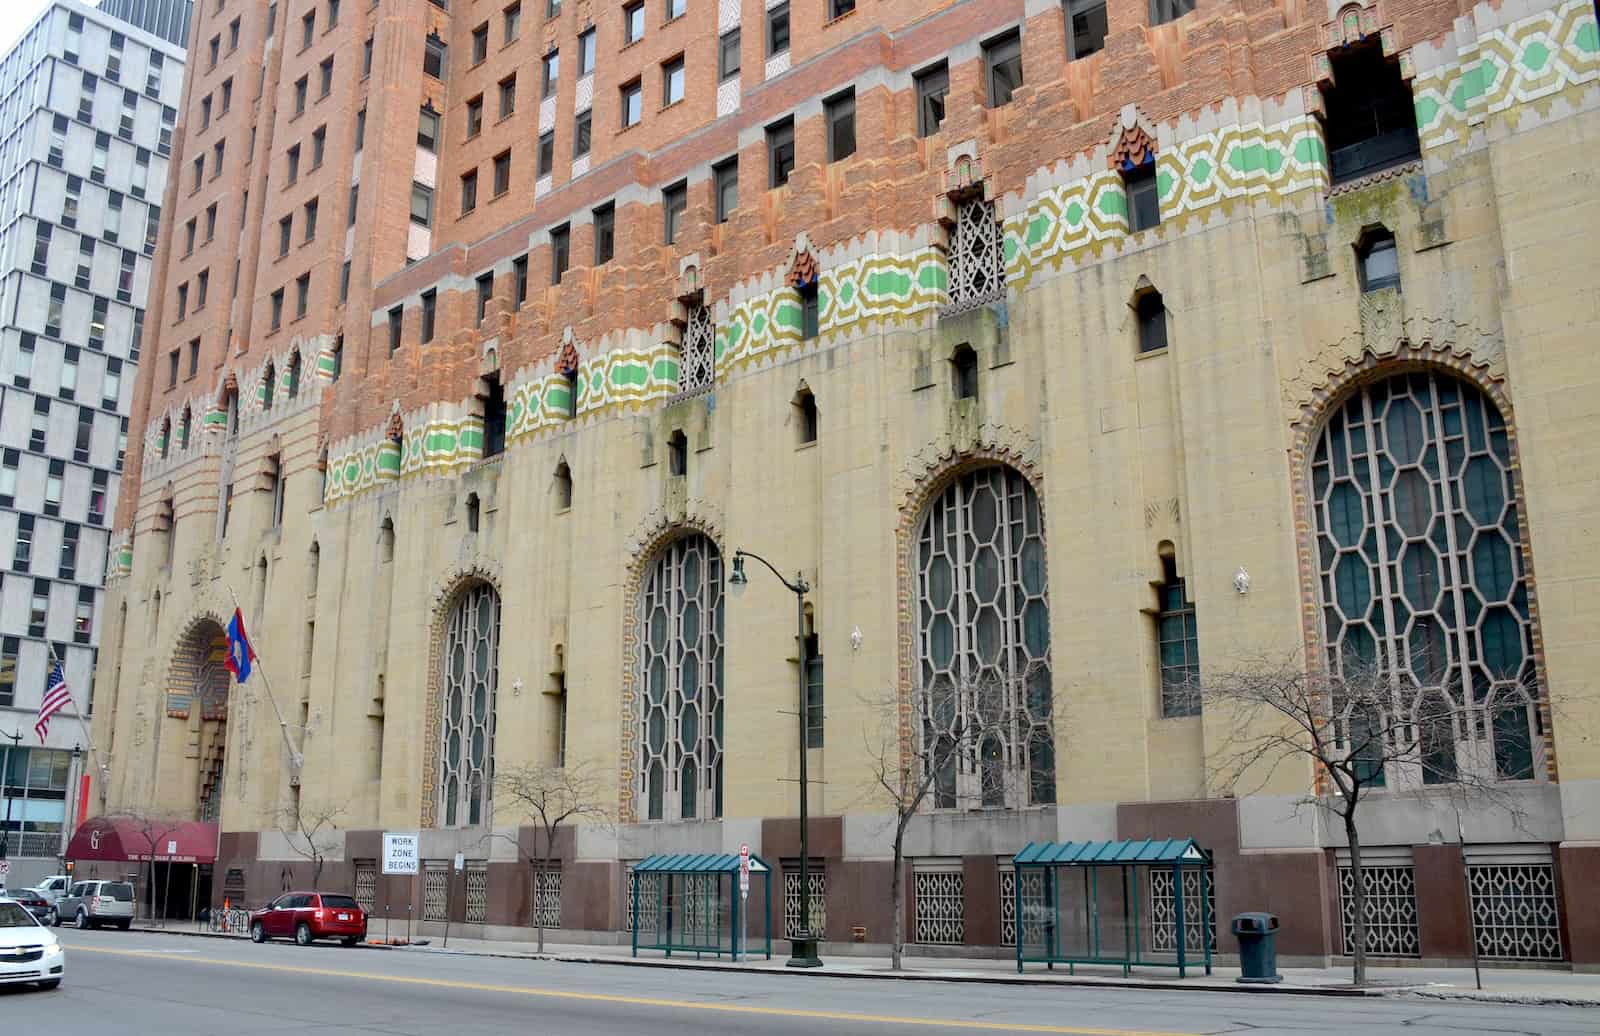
[3,929,1595,1035]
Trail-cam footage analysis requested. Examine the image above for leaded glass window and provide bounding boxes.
[915,466,1053,809]
[1157,556,1200,717]
[439,584,500,826]
[942,199,1005,317]
[679,306,715,395]
[637,535,724,821]
[1311,371,1539,785]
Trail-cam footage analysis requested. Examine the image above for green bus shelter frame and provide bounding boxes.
[629,852,773,962]
[1012,838,1213,978]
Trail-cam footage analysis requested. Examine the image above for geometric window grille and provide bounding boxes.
[1156,557,1200,718]
[637,534,724,822]
[915,465,1053,809]
[1149,868,1215,952]
[678,304,715,395]
[999,866,1047,947]
[914,867,965,945]
[1468,864,1561,961]
[423,861,450,922]
[1337,864,1420,957]
[783,864,825,940]
[464,861,488,923]
[438,583,500,827]
[626,865,660,934]
[353,860,377,914]
[941,198,1005,317]
[1311,372,1541,786]
[533,867,562,930]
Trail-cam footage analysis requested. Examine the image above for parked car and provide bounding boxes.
[0,898,64,990]
[54,880,134,930]
[249,892,367,946]
[10,888,52,923]
[32,875,70,910]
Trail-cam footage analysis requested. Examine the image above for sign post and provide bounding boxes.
[381,833,419,946]
[738,843,751,960]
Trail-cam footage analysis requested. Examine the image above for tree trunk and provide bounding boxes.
[1344,808,1367,987]
[890,821,907,971]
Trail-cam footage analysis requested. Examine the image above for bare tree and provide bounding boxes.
[1193,650,1546,985]
[100,810,187,925]
[860,662,1056,970]
[490,762,611,952]
[273,799,347,889]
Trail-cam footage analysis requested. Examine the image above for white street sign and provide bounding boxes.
[382,832,420,875]
[453,852,465,873]
[167,840,179,856]
[738,843,750,897]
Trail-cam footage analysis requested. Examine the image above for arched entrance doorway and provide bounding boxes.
[166,620,232,821]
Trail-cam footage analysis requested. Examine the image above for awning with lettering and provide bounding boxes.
[66,816,220,865]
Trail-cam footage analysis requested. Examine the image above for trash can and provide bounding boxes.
[1232,912,1281,984]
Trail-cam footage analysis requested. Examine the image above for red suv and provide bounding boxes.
[249,892,367,946]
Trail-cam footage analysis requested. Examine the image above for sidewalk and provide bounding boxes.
[128,923,1598,1007]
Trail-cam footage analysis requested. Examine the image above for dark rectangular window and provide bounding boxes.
[538,130,555,177]
[624,2,644,44]
[411,183,434,227]
[499,74,517,118]
[418,107,440,151]
[594,204,615,264]
[573,110,592,157]
[461,169,479,214]
[663,181,687,244]
[295,273,310,317]
[476,273,494,326]
[984,31,1023,107]
[467,95,484,137]
[420,290,436,343]
[767,118,795,187]
[424,35,447,78]
[514,255,529,306]
[542,50,559,98]
[578,29,596,75]
[713,158,738,223]
[718,29,740,81]
[551,225,570,283]
[504,3,521,42]
[621,80,642,127]
[1136,291,1167,353]
[916,63,949,137]
[493,151,512,196]
[1149,0,1195,28]
[825,90,855,162]
[472,23,488,64]
[1323,44,1422,183]
[1064,0,1107,59]
[387,306,404,352]
[767,2,789,55]
[270,288,285,330]
[1125,163,1160,231]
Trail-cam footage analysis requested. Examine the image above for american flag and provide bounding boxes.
[36,660,72,743]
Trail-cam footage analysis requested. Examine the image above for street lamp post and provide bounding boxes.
[0,727,22,865]
[728,549,822,968]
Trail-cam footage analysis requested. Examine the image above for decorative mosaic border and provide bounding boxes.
[1412,0,1600,155]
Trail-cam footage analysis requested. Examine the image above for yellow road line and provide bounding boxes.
[71,945,1201,1036]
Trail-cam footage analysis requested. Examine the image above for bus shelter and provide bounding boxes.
[1012,838,1214,977]
[629,852,772,961]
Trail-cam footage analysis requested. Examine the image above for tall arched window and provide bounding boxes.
[915,465,1053,808]
[179,407,192,449]
[637,534,724,821]
[1311,370,1539,783]
[439,583,500,826]
[286,351,302,399]
[159,417,171,459]
[262,362,276,410]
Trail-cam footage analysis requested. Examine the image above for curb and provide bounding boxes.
[124,928,1595,1006]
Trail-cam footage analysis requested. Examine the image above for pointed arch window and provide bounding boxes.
[179,407,192,449]
[159,417,171,459]
[637,535,725,821]
[1311,370,1539,785]
[438,583,500,826]
[262,362,276,410]
[915,465,1053,808]
[554,461,572,510]
[1156,556,1200,717]
[286,351,302,398]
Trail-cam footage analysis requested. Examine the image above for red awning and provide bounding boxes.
[66,817,220,865]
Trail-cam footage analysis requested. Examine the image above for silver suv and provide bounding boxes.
[54,881,134,930]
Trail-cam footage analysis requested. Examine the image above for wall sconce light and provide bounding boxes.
[1234,567,1250,595]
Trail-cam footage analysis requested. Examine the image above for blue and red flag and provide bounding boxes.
[225,608,255,684]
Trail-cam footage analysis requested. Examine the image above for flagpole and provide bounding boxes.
[224,585,303,774]
[45,645,111,817]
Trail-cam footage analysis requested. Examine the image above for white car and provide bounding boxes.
[0,898,64,990]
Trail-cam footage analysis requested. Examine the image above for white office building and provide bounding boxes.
[0,0,183,886]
